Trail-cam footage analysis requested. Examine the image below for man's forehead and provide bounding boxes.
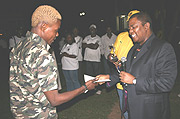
[129,17,141,25]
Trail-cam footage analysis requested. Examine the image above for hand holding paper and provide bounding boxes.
[95,74,110,85]
[84,74,111,85]
[84,79,98,91]
[84,74,95,82]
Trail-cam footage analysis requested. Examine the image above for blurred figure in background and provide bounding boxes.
[72,27,84,84]
[82,24,103,94]
[101,26,117,74]
[60,32,81,91]
[9,27,25,50]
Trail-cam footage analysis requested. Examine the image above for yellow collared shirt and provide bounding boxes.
[111,31,133,89]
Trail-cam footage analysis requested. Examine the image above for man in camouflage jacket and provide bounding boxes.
[9,5,97,119]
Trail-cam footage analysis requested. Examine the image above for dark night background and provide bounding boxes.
[0,0,180,38]
[0,0,178,63]
[0,0,179,118]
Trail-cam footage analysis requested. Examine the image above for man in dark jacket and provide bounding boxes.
[120,11,177,119]
[97,11,177,119]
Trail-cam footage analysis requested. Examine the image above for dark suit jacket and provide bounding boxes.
[124,33,177,119]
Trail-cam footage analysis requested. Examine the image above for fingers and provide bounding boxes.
[96,75,100,80]
[99,82,105,85]
[119,71,122,77]
[95,75,106,85]
[119,71,125,82]
[91,79,98,86]
[85,75,109,91]
[85,81,97,90]
[119,71,125,76]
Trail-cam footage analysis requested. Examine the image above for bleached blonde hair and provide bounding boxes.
[31,5,62,27]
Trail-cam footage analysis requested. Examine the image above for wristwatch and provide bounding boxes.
[83,84,88,93]
[133,78,136,85]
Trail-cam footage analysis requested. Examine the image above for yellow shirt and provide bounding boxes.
[111,31,133,90]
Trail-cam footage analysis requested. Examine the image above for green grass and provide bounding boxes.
[57,84,119,119]
[56,67,119,119]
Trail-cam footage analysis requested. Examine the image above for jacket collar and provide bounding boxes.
[128,33,156,66]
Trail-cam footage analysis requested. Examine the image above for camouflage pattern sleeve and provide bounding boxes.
[36,50,58,92]
[25,45,58,93]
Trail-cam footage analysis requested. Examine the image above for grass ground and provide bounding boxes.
[57,87,118,119]
[56,68,120,119]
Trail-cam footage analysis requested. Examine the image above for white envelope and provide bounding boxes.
[84,74,95,82]
[94,79,111,83]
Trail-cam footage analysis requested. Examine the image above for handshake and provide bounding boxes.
[83,74,111,93]
[95,74,111,85]
[85,71,135,93]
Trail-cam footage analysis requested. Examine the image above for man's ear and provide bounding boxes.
[41,23,48,32]
[144,22,150,30]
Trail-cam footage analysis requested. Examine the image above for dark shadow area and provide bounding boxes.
[0,48,13,119]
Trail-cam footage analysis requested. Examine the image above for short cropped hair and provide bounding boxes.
[130,12,153,30]
[31,5,62,27]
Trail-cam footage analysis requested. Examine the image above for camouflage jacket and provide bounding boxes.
[9,31,58,119]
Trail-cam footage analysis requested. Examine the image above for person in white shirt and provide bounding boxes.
[60,33,81,91]
[83,24,102,76]
[101,26,117,74]
[82,24,103,94]
[72,27,84,83]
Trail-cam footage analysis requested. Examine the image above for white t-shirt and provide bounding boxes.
[75,36,83,61]
[101,33,117,59]
[83,35,102,62]
[60,43,79,70]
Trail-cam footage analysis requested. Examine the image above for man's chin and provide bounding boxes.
[132,38,138,43]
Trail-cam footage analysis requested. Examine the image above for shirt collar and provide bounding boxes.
[26,31,51,51]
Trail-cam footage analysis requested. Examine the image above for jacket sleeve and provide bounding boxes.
[106,71,120,88]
